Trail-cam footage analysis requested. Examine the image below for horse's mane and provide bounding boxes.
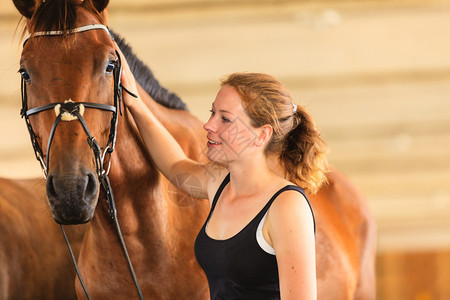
[112,31,187,111]
[25,0,187,111]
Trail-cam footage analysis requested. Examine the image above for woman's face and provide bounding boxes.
[203,85,260,165]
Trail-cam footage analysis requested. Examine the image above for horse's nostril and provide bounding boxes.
[84,172,98,200]
[46,174,57,198]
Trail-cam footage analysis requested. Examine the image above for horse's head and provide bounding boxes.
[14,0,119,224]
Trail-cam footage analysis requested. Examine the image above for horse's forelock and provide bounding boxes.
[28,0,103,36]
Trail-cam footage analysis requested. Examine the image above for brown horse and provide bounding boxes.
[0,177,85,299]
[12,0,376,299]
[311,169,377,299]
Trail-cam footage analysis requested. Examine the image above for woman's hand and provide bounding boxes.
[114,42,140,110]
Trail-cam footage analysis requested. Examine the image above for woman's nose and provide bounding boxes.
[203,117,215,132]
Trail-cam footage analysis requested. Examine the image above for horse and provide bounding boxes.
[11,0,376,299]
[0,177,85,299]
[311,169,377,299]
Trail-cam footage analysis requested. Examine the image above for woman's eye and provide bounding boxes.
[105,62,115,74]
[210,109,230,123]
[19,69,30,81]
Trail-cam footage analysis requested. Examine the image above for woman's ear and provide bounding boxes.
[255,124,273,147]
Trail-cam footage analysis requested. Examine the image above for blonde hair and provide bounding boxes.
[221,72,328,194]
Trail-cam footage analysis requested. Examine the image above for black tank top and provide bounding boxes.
[194,174,315,300]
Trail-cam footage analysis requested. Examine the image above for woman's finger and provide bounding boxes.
[114,42,139,106]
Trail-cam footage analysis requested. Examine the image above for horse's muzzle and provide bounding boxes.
[46,167,99,224]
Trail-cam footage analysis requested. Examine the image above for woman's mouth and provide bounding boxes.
[207,139,222,146]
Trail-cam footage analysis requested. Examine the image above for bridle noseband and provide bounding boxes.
[21,24,143,300]
[22,98,119,180]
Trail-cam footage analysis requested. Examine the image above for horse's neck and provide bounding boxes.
[89,90,165,231]
[83,85,210,280]
[96,84,205,233]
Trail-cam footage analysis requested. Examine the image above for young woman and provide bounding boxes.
[119,47,328,299]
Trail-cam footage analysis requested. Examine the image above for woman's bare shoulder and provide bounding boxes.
[266,187,314,238]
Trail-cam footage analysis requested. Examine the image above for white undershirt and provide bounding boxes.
[256,211,276,255]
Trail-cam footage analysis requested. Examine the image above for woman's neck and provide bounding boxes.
[226,152,279,198]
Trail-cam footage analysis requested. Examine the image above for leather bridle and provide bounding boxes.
[20,24,144,300]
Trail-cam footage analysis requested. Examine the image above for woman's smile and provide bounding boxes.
[207,138,222,147]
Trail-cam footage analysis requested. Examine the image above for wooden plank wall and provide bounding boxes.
[377,249,450,300]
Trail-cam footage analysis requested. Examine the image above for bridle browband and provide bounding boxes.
[23,24,112,44]
[21,24,144,300]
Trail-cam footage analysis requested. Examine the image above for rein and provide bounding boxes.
[20,25,143,300]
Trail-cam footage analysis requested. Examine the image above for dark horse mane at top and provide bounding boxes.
[26,0,187,110]
[111,31,187,110]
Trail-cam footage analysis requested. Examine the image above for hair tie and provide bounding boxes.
[292,103,297,114]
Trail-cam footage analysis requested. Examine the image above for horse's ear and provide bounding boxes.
[12,0,35,19]
[92,0,110,13]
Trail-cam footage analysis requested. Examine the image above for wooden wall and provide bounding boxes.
[377,249,450,300]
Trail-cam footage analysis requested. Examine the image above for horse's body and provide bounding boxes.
[310,170,377,299]
[0,177,85,299]
[11,0,376,299]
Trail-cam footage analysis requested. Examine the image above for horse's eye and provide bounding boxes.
[19,69,31,81]
[105,62,115,74]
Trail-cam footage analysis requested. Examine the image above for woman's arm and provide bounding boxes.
[117,46,220,199]
[267,191,317,300]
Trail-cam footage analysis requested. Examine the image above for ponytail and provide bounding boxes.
[279,106,328,194]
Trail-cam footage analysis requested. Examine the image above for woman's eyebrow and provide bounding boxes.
[219,109,233,115]
[212,103,233,115]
